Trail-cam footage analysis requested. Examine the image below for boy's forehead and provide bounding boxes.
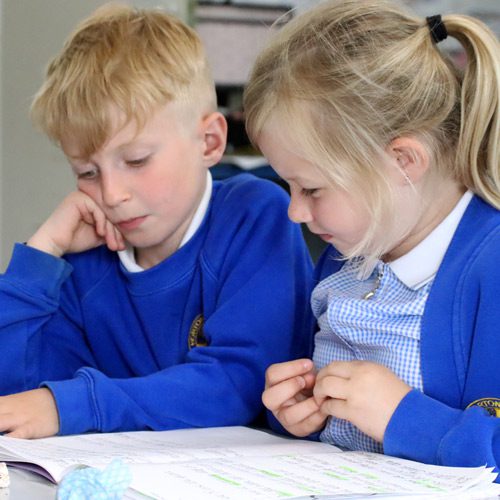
[60,136,87,160]
[61,101,200,159]
[59,104,130,159]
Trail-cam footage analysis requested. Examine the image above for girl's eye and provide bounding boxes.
[301,188,319,197]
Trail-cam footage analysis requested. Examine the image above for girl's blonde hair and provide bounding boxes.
[244,0,500,262]
[31,4,216,159]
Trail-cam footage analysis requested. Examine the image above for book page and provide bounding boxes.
[0,427,498,499]
[125,451,500,500]
[0,427,337,482]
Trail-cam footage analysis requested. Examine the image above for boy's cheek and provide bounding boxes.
[77,184,101,205]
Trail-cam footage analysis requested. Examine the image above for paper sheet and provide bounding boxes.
[125,450,500,500]
[0,427,337,482]
[0,463,9,488]
[0,427,498,499]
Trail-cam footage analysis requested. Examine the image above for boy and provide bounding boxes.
[0,4,312,438]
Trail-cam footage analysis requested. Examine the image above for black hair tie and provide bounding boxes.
[426,14,448,43]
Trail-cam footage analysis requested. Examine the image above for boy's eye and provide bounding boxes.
[301,188,319,197]
[77,169,98,180]
[126,156,149,167]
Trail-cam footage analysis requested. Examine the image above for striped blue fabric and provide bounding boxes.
[312,259,432,453]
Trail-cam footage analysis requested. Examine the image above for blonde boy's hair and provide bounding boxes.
[244,0,500,263]
[31,4,216,158]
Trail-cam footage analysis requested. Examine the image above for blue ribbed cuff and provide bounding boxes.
[384,389,462,465]
[42,370,98,435]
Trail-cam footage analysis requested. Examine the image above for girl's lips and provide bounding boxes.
[317,233,333,242]
[116,216,147,231]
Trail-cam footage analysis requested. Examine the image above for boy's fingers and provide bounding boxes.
[114,227,126,250]
[103,222,125,252]
[79,196,108,236]
[87,205,103,236]
[0,414,17,435]
[4,428,29,439]
[80,208,97,228]
[265,359,314,387]
[104,220,119,251]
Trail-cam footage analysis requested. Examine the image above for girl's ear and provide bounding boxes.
[200,112,228,168]
[386,136,430,185]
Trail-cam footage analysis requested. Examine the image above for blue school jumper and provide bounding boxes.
[0,174,313,435]
[314,195,500,476]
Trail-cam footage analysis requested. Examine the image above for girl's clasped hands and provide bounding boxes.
[263,359,412,444]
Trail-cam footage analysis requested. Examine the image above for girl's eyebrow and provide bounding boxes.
[287,175,314,184]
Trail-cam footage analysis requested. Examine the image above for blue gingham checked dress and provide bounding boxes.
[312,259,433,453]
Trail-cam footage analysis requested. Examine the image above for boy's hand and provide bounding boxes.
[314,360,412,443]
[0,388,59,439]
[27,191,125,257]
[262,359,327,437]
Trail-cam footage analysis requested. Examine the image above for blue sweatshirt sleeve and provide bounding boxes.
[384,390,500,478]
[0,244,96,394]
[43,178,314,435]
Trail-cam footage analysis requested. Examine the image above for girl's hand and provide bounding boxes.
[27,191,125,257]
[262,359,327,437]
[0,388,59,439]
[314,360,411,443]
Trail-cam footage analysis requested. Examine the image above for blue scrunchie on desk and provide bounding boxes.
[57,459,132,500]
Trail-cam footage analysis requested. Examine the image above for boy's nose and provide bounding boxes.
[288,193,312,224]
[101,174,131,207]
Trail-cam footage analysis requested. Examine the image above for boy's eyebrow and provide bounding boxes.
[65,154,90,164]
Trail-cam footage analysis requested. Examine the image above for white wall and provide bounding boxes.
[0,0,190,271]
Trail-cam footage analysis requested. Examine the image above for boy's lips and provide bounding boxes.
[116,215,148,231]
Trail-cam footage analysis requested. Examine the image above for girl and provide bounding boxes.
[244,0,500,472]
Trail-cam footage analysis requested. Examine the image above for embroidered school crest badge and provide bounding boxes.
[188,314,208,349]
[466,398,500,417]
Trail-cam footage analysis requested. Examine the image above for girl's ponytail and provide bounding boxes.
[445,15,500,208]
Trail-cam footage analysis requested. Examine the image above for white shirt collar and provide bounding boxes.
[389,191,473,290]
[118,171,213,273]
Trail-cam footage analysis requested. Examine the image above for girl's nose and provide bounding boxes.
[288,192,312,224]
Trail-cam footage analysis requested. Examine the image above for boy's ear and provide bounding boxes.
[386,136,430,185]
[200,112,227,167]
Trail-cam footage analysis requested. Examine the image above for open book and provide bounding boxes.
[0,426,499,499]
